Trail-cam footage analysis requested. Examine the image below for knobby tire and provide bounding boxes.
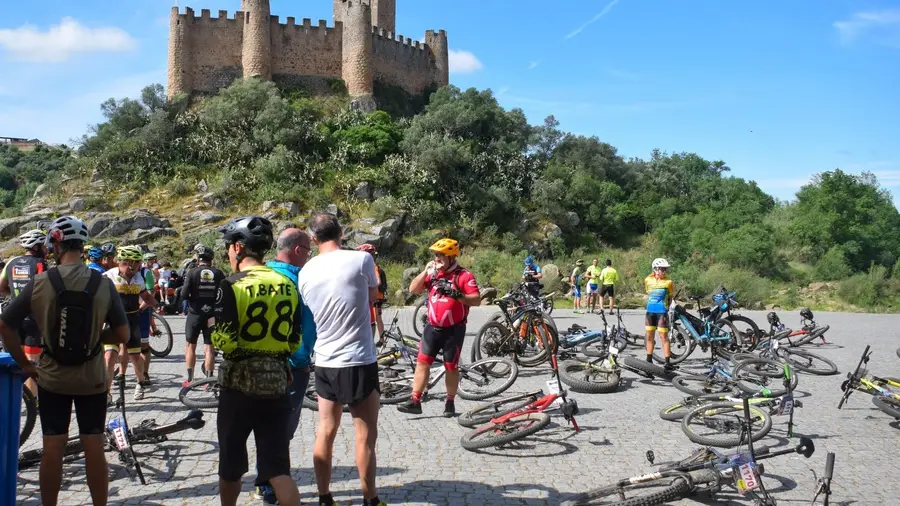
[560,473,694,506]
[149,313,174,357]
[20,387,37,446]
[456,357,519,401]
[178,377,221,409]
[460,412,551,450]
[558,360,620,393]
[681,401,772,447]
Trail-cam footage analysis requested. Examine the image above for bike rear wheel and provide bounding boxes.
[651,327,694,365]
[460,412,551,450]
[457,396,538,428]
[19,438,85,470]
[727,314,761,352]
[457,357,519,401]
[780,348,838,376]
[412,299,427,337]
[178,377,221,409]
[20,387,37,446]
[681,401,772,447]
[733,358,795,397]
[149,313,174,357]
[672,375,733,397]
[559,360,620,393]
[560,473,694,506]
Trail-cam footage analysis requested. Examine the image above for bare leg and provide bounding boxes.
[219,479,241,506]
[129,353,145,383]
[39,434,68,506]
[314,397,344,495]
[24,352,40,397]
[118,345,128,377]
[445,369,460,397]
[349,390,380,501]
[609,296,615,313]
[269,475,301,506]
[412,362,431,394]
[142,347,151,377]
[105,350,119,393]
[660,332,671,359]
[81,434,109,506]
[204,344,216,375]
[645,330,656,356]
[185,343,197,374]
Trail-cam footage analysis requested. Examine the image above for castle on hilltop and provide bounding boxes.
[167,0,449,109]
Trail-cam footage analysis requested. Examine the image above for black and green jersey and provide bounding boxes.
[211,265,302,360]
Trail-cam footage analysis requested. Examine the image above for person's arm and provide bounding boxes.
[457,271,481,307]
[0,282,35,374]
[210,279,240,355]
[101,281,130,345]
[0,269,9,297]
[533,265,543,280]
[139,289,158,309]
[409,261,434,295]
[362,254,379,308]
[180,269,194,302]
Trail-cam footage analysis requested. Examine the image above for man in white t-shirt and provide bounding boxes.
[297,212,384,506]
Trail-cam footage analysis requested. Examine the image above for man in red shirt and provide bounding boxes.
[398,238,480,417]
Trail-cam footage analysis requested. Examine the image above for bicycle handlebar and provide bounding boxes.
[824,452,835,480]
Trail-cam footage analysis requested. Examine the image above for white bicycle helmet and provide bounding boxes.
[19,229,46,250]
[651,258,670,269]
[46,215,90,245]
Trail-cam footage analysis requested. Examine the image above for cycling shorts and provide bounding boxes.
[419,324,465,370]
[600,285,615,297]
[38,386,107,436]
[315,362,380,407]
[218,388,291,484]
[573,285,582,298]
[139,309,151,343]
[587,283,599,294]
[21,318,43,355]
[645,312,670,333]
[104,316,143,354]
[185,312,212,345]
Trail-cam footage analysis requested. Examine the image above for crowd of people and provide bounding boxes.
[0,210,486,506]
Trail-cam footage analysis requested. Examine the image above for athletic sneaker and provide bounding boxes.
[397,399,422,415]
[181,379,192,388]
[443,400,456,418]
[254,485,278,505]
[134,383,145,400]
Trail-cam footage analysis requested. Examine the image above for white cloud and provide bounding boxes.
[0,17,137,63]
[565,0,621,39]
[833,9,900,47]
[448,49,483,74]
[527,61,540,70]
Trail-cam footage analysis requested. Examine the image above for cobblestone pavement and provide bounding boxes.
[15,308,900,505]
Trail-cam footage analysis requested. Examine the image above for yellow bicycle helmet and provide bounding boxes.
[429,238,460,257]
[117,245,143,262]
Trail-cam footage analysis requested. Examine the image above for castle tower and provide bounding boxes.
[167,7,193,97]
[425,29,449,87]
[340,0,376,109]
[241,0,272,80]
[370,0,395,33]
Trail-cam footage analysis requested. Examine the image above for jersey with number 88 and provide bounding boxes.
[211,265,302,358]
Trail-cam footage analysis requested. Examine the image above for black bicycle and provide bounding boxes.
[19,376,206,480]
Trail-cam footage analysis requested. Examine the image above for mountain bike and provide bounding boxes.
[672,356,798,398]
[767,311,829,347]
[611,308,644,346]
[458,337,579,449]
[412,297,428,337]
[837,345,900,414]
[705,286,762,352]
[471,295,557,367]
[148,313,173,357]
[561,429,815,506]
[651,289,742,365]
[20,376,206,481]
[20,387,36,446]
[557,329,625,393]
[734,335,838,376]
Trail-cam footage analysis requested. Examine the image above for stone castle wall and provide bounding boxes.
[167,1,448,100]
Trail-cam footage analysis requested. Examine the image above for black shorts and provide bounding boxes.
[38,386,107,436]
[600,285,615,297]
[217,388,291,484]
[645,312,670,332]
[315,362,379,407]
[21,318,43,353]
[420,324,466,369]
[185,312,212,345]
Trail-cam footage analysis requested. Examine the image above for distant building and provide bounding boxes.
[167,0,449,111]
[0,137,42,150]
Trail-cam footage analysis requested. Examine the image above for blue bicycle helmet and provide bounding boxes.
[525,255,534,265]
[87,246,103,260]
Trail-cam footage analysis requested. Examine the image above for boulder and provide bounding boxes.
[0,215,41,239]
[325,204,340,216]
[278,202,300,217]
[196,179,209,193]
[372,188,388,199]
[808,282,829,292]
[32,183,52,200]
[369,213,407,250]
[212,197,228,211]
[87,214,114,237]
[130,227,178,243]
[183,211,224,225]
[261,201,277,212]
[479,286,499,303]
[201,192,216,204]
[541,264,561,291]
[70,198,86,212]
[402,267,421,287]
[91,168,103,183]
[354,182,372,200]
[565,211,580,228]
[542,223,563,240]
[358,217,376,227]
[94,211,171,238]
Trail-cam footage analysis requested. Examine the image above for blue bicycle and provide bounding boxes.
[654,289,742,365]
[672,355,797,398]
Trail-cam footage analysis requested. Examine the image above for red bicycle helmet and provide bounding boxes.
[356,243,377,256]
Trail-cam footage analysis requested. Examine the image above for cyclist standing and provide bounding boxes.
[0,229,50,397]
[139,252,160,382]
[180,245,225,387]
[522,255,543,299]
[0,215,130,506]
[104,246,155,401]
[570,259,586,314]
[86,246,105,273]
[584,258,602,313]
[99,242,117,271]
[400,238,481,417]
[599,259,618,313]
[211,216,301,506]
[644,258,675,370]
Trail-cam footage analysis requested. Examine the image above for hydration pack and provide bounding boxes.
[44,268,103,366]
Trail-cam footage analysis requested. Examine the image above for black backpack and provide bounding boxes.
[44,268,103,366]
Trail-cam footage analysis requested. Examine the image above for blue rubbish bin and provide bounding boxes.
[0,352,23,505]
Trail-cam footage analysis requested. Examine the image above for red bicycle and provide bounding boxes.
[458,344,579,450]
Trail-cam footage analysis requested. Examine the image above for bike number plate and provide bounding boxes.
[735,462,760,494]
[779,394,794,416]
[608,343,619,355]
[112,426,130,451]
[545,379,563,408]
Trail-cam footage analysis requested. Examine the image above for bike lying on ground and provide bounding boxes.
[812,452,835,506]
[837,345,900,418]
[20,376,206,481]
[562,396,816,506]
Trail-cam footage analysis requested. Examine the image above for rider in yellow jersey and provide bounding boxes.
[598,259,618,313]
[211,216,302,506]
[645,258,675,370]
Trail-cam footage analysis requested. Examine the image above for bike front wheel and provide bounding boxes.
[873,395,900,419]
[149,313,174,357]
[727,314,761,352]
[558,360,620,393]
[681,401,772,447]
[412,300,427,337]
[457,357,519,401]
[733,358,796,397]
[560,472,696,506]
[20,388,37,446]
[460,412,551,450]
[780,348,838,376]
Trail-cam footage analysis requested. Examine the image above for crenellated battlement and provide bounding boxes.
[168,1,448,100]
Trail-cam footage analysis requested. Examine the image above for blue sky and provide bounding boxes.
[2,0,899,204]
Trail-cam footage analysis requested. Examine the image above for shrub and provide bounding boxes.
[838,264,888,308]
[814,246,853,281]
[695,263,771,308]
[167,177,193,197]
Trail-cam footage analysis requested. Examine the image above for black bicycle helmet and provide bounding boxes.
[766,312,779,326]
[219,216,274,251]
[799,307,814,321]
[100,242,117,257]
[194,244,214,261]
